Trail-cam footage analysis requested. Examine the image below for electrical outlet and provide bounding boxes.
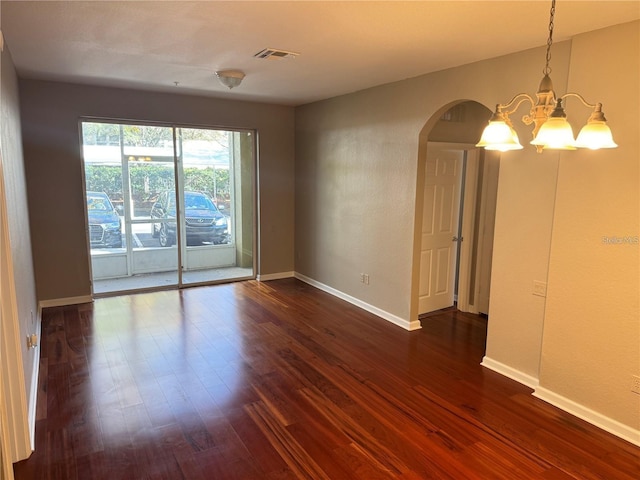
[363,274,370,285]
[632,375,640,395]
[26,333,38,349]
[360,273,365,283]
[532,280,547,297]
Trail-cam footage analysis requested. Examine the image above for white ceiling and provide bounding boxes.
[1,1,639,106]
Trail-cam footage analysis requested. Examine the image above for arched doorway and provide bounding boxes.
[411,100,498,321]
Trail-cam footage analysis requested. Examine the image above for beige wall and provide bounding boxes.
[539,22,640,432]
[486,152,559,378]
[1,43,38,461]
[427,101,489,144]
[296,40,572,322]
[18,80,295,301]
[295,21,639,436]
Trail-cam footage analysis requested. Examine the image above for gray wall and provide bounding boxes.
[1,43,38,460]
[19,80,295,301]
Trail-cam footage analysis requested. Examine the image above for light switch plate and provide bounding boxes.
[533,281,547,297]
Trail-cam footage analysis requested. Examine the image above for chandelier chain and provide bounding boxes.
[544,0,556,75]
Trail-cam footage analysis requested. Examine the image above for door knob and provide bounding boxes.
[452,236,463,242]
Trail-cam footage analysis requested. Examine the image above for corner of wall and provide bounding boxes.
[294,272,421,331]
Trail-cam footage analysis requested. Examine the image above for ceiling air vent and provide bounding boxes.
[254,48,299,60]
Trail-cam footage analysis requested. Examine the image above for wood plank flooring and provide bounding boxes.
[13,279,640,479]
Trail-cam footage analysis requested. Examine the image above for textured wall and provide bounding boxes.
[540,22,640,432]
[487,152,560,379]
[1,42,38,460]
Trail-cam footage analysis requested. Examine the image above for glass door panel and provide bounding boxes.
[123,125,178,287]
[82,122,179,293]
[83,122,128,284]
[179,128,254,285]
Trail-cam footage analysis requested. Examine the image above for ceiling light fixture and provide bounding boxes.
[476,0,617,153]
[215,70,245,89]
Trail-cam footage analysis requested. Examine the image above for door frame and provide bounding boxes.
[414,142,498,318]
[417,141,478,315]
[410,100,498,325]
[417,143,466,314]
[456,147,479,312]
[80,118,258,295]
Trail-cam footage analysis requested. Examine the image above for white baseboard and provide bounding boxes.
[256,271,295,282]
[482,356,640,446]
[39,295,93,309]
[481,356,539,389]
[294,272,421,331]
[27,308,43,452]
[533,387,640,447]
[27,342,40,452]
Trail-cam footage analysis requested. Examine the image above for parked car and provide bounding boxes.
[151,191,229,247]
[86,191,122,248]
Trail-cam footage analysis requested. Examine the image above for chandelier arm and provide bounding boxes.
[497,93,536,116]
[559,92,598,109]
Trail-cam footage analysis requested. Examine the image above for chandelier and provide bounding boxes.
[476,0,617,153]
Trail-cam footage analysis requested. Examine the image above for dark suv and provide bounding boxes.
[151,191,229,247]
[86,191,122,248]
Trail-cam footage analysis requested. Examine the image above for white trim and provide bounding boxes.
[257,271,294,282]
[456,148,479,313]
[39,295,93,309]
[294,273,421,331]
[27,342,40,451]
[533,387,640,447]
[481,356,539,389]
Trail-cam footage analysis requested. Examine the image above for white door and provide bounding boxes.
[419,144,464,314]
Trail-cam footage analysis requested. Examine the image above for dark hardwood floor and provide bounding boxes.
[14,279,639,479]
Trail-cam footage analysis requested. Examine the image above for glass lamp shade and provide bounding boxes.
[215,70,245,89]
[531,117,577,150]
[476,121,523,151]
[575,121,618,149]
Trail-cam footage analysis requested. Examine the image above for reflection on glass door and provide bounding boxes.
[81,121,254,294]
[124,125,178,285]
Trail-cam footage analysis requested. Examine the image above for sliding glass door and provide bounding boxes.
[81,121,254,294]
